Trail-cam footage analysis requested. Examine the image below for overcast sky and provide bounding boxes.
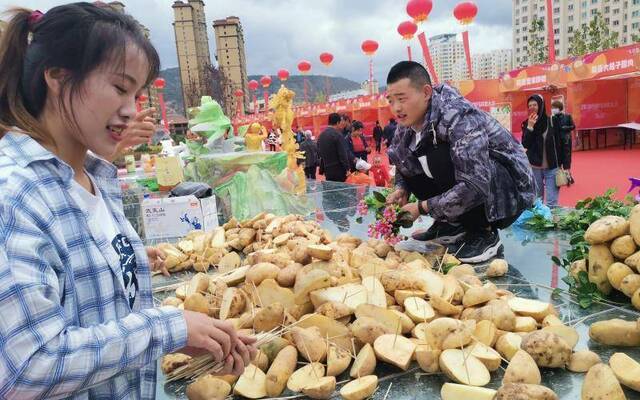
[11,0,513,83]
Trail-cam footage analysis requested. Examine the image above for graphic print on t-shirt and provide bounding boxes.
[112,234,139,308]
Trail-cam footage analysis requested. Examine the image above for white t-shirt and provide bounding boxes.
[413,129,433,179]
[69,174,139,308]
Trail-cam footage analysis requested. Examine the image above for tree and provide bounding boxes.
[569,11,619,57]
[632,32,640,43]
[526,16,548,66]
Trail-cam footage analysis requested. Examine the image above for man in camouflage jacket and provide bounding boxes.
[385,61,535,263]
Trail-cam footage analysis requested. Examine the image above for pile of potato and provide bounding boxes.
[570,205,640,309]
[156,213,331,274]
[158,212,640,400]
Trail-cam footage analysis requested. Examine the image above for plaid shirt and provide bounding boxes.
[0,132,187,399]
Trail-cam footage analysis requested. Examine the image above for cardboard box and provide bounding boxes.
[142,195,218,240]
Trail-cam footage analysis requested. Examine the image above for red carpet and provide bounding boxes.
[559,147,640,207]
[314,145,640,207]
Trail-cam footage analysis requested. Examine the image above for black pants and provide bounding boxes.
[324,165,347,182]
[268,144,276,151]
[375,139,382,152]
[304,166,317,179]
[402,141,518,232]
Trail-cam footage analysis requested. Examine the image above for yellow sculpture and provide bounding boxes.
[271,85,306,193]
[244,122,268,152]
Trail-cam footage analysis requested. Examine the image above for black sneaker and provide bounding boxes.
[448,230,504,264]
[411,221,466,244]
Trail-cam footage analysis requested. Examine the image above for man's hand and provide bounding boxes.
[146,246,169,276]
[386,188,409,206]
[111,108,156,160]
[401,201,421,222]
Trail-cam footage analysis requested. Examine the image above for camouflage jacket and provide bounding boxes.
[388,84,535,223]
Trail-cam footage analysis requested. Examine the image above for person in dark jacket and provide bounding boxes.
[551,100,574,171]
[383,118,397,148]
[318,113,352,182]
[347,120,370,161]
[521,95,571,208]
[373,120,384,152]
[299,130,319,179]
[385,61,535,263]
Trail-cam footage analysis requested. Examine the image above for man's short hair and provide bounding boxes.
[352,120,364,130]
[551,100,564,111]
[386,61,432,89]
[328,113,341,125]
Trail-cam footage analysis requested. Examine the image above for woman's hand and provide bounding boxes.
[146,246,168,276]
[527,113,538,130]
[111,108,156,160]
[180,312,238,363]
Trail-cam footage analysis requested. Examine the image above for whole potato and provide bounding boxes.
[620,274,640,297]
[611,235,637,260]
[566,350,602,373]
[588,245,614,295]
[487,259,509,278]
[520,331,571,368]
[626,251,640,271]
[630,204,640,246]
[462,299,516,331]
[607,262,635,290]
[584,215,629,244]
[589,318,640,346]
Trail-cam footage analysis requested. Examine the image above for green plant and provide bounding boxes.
[544,189,636,307]
[569,11,619,57]
[526,17,548,65]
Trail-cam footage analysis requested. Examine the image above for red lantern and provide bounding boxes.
[406,0,433,24]
[277,69,290,81]
[153,77,165,89]
[260,75,272,88]
[454,1,478,25]
[361,40,379,56]
[397,21,418,40]
[248,80,259,91]
[234,89,243,97]
[319,52,334,67]
[297,60,312,74]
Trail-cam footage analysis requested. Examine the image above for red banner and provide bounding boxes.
[567,43,640,82]
[568,79,628,129]
[417,32,439,84]
[546,0,556,63]
[499,63,569,92]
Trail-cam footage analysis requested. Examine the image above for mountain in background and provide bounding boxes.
[159,68,362,116]
[247,74,362,103]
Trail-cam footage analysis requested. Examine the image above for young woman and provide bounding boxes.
[521,94,569,207]
[0,4,255,399]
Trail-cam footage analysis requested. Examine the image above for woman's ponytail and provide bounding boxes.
[0,8,47,142]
